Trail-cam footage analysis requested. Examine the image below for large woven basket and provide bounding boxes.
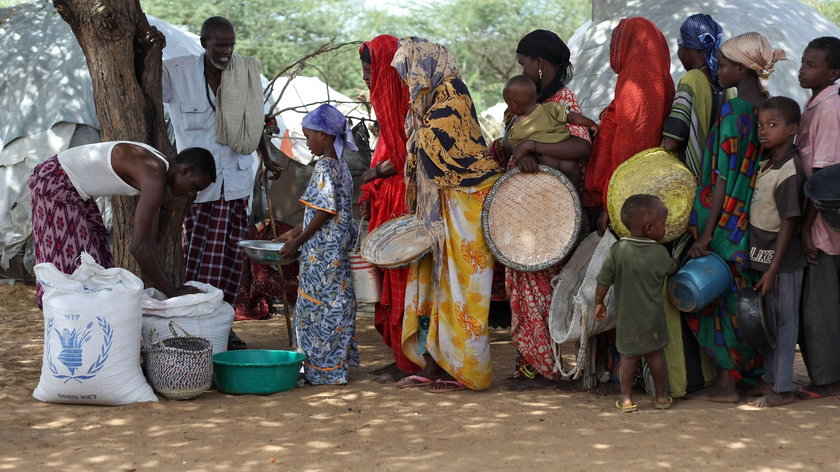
[142,322,213,401]
[606,148,696,242]
[482,165,582,272]
[361,215,437,269]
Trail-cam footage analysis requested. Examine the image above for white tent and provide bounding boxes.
[567,0,840,118]
[0,2,212,277]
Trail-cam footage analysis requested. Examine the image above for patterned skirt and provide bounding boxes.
[28,156,115,307]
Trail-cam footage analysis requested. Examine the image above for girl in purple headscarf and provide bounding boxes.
[277,104,360,385]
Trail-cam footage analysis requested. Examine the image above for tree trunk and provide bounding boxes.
[53,0,188,286]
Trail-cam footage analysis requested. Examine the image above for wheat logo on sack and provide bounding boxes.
[45,316,113,383]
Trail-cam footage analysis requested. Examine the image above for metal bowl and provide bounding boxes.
[735,288,775,350]
[237,240,295,265]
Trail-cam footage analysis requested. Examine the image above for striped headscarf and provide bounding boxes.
[719,32,787,94]
[301,104,358,159]
[678,14,724,88]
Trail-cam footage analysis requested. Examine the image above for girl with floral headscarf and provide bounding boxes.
[276,104,360,385]
[391,37,501,392]
[686,32,786,403]
[659,13,727,398]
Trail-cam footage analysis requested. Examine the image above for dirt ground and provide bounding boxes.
[1,283,838,472]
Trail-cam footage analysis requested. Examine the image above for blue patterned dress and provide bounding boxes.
[295,157,359,385]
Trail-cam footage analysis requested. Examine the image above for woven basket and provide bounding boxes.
[481,165,582,272]
[143,322,213,400]
[350,219,381,303]
[606,148,696,242]
[360,215,436,269]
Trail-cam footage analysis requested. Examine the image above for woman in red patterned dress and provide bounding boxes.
[489,30,592,389]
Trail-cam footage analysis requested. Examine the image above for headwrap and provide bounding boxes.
[585,17,676,207]
[301,104,358,159]
[719,32,787,94]
[677,14,724,88]
[515,29,572,68]
[357,35,410,227]
[391,37,460,118]
[515,29,573,103]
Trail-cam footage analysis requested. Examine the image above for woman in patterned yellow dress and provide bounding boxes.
[391,37,502,392]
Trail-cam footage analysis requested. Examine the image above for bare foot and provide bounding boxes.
[508,375,555,391]
[686,370,740,403]
[742,381,772,397]
[749,391,794,408]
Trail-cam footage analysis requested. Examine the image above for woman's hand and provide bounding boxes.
[596,210,610,237]
[688,235,712,259]
[278,240,300,260]
[512,140,535,163]
[517,155,539,173]
[361,168,378,184]
[274,226,300,243]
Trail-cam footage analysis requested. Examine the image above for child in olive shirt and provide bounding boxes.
[595,194,675,412]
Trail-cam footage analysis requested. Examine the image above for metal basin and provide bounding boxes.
[237,240,295,265]
[735,288,775,350]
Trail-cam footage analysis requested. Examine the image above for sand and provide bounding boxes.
[1,283,838,472]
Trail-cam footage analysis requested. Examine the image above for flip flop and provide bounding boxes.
[655,396,674,410]
[615,400,637,413]
[394,375,435,389]
[795,387,824,400]
[427,379,467,393]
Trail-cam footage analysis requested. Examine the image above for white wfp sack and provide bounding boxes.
[141,281,233,354]
[33,253,157,405]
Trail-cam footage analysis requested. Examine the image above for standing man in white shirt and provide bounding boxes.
[150,16,280,349]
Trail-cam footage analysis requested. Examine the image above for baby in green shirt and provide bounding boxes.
[595,194,676,412]
[503,75,598,186]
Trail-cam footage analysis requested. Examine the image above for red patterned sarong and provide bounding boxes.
[183,198,248,305]
[29,156,115,307]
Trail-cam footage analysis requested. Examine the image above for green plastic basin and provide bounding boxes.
[213,350,306,395]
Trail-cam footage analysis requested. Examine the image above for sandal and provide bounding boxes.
[655,395,674,410]
[615,400,637,413]
[428,379,467,393]
[395,375,435,389]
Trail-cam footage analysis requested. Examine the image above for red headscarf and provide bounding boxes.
[358,34,410,228]
[584,17,675,207]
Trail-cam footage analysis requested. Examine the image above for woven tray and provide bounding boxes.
[607,148,696,242]
[361,215,435,269]
[482,165,582,272]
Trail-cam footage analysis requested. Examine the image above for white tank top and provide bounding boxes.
[57,141,169,200]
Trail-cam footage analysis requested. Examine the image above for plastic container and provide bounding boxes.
[667,253,733,312]
[213,350,306,395]
[805,163,840,232]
